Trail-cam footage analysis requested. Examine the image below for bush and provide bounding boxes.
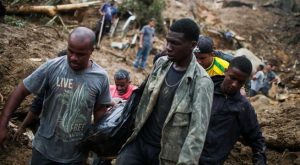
[119,0,165,33]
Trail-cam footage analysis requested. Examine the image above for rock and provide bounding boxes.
[235,48,263,74]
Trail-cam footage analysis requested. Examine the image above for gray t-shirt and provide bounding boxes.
[141,25,155,46]
[23,56,111,163]
[251,70,264,92]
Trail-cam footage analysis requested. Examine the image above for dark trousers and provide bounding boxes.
[115,136,160,165]
[249,89,258,97]
[95,19,111,44]
[31,147,84,165]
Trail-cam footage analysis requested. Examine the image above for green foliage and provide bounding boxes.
[4,16,27,27]
[119,0,165,33]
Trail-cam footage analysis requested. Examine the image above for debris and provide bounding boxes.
[235,48,263,74]
[29,58,42,62]
[6,1,102,17]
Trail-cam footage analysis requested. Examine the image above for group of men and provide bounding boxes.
[250,63,278,97]
[0,18,267,165]
[95,0,156,73]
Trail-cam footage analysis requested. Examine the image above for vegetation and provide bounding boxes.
[4,15,27,27]
[119,0,165,33]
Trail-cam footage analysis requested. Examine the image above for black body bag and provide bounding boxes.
[78,80,147,157]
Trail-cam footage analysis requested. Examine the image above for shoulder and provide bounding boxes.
[214,57,229,68]
[43,56,66,70]
[154,56,168,67]
[238,96,254,113]
[193,64,213,88]
[90,61,109,78]
[258,70,264,75]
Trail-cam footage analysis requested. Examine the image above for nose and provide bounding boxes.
[69,53,79,62]
[116,85,122,91]
[231,80,239,88]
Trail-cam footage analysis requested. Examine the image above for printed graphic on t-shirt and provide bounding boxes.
[55,77,90,142]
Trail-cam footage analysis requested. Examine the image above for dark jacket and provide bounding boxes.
[199,76,266,165]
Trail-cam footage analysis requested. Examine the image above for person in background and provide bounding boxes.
[110,69,137,102]
[260,63,277,96]
[193,36,230,77]
[249,64,264,97]
[116,18,213,165]
[95,0,118,46]
[199,56,266,165]
[133,18,156,71]
[0,27,112,165]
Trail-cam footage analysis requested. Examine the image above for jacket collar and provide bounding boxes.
[160,55,198,82]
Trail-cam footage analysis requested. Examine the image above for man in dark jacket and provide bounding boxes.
[199,56,267,165]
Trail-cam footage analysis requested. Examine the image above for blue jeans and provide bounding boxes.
[133,44,152,69]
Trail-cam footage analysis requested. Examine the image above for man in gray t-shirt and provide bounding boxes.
[0,27,112,164]
[133,18,156,70]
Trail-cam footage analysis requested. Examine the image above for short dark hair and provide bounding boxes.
[114,69,130,81]
[229,56,252,76]
[169,18,200,41]
[258,64,264,70]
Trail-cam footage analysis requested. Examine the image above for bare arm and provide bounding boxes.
[0,83,31,145]
[139,33,144,48]
[14,111,39,140]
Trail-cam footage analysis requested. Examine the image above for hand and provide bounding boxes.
[13,126,26,141]
[0,126,8,147]
[139,43,143,48]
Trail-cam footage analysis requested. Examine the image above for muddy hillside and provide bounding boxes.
[0,0,300,164]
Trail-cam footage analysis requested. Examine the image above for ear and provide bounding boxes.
[191,40,197,48]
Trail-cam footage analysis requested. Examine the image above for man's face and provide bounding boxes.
[165,31,194,62]
[67,37,93,71]
[149,20,156,27]
[115,79,130,95]
[221,67,249,95]
[194,52,214,69]
[265,64,272,71]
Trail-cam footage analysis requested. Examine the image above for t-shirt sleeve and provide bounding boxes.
[97,75,112,105]
[254,72,260,78]
[140,26,146,34]
[112,7,118,15]
[23,61,50,95]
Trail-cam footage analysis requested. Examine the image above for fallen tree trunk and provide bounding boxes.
[6,1,102,17]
